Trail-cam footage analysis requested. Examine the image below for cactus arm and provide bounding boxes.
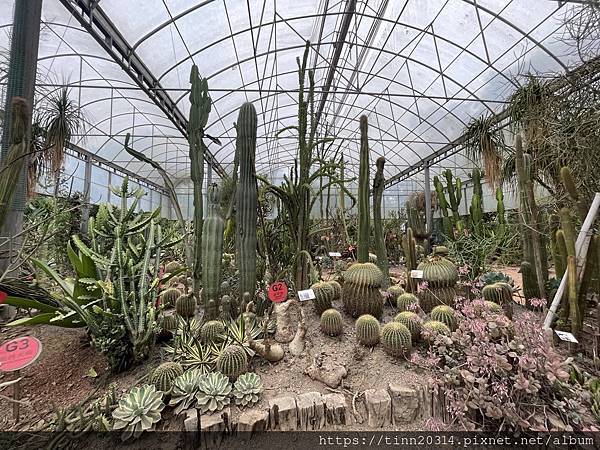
[373,156,389,288]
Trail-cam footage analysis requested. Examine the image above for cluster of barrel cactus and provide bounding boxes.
[416,247,458,312]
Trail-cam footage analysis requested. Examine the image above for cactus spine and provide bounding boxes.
[150,362,184,392]
[373,156,390,288]
[311,281,335,315]
[216,345,248,380]
[355,314,380,346]
[200,320,225,343]
[160,287,181,308]
[357,115,370,263]
[381,322,412,356]
[202,183,224,309]
[320,309,343,336]
[176,293,196,318]
[561,166,589,221]
[430,305,456,330]
[235,102,258,297]
[394,311,422,340]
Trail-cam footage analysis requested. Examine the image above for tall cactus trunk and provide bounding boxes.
[373,156,389,288]
[357,115,370,263]
[188,66,211,299]
[515,134,546,300]
[236,102,258,298]
[443,169,463,233]
[434,176,453,238]
[495,187,506,235]
[202,183,224,309]
[339,160,350,244]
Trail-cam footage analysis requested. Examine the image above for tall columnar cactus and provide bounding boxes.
[188,65,211,299]
[495,187,506,235]
[433,176,453,237]
[554,229,568,279]
[402,227,418,293]
[357,115,370,263]
[567,256,580,336]
[470,169,484,235]
[514,135,547,299]
[372,156,390,288]
[202,183,225,309]
[235,102,258,298]
[561,166,589,221]
[443,169,463,233]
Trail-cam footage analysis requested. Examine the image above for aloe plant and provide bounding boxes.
[112,385,164,441]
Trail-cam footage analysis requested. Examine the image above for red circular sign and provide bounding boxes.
[268,281,288,303]
[0,291,7,304]
[0,336,42,372]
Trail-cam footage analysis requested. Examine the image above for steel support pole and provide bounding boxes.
[80,155,92,233]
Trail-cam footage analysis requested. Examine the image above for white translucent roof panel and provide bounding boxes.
[0,0,590,186]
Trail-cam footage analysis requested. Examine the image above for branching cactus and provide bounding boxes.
[372,156,390,288]
[235,102,258,298]
[202,183,225,310]
[433,175,453,237]
[443,169,463,233]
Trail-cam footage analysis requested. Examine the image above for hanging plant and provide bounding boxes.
[463,115,505,188]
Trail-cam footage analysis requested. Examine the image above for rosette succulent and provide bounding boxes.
[232,372,263,407]
[112,385,164,441]
[195,372,232,413]
[169,369,204,414]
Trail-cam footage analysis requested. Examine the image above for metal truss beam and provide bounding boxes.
[384,55,600,189]
[58,0,227,178]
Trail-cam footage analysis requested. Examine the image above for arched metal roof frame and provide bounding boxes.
[1,0,580,190]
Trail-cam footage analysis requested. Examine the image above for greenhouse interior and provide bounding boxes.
[0,0,600,447]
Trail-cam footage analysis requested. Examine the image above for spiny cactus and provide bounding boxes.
[470,168,483,235]
[175,294,196,318]
[165,261,182,274]
[216,345,248,380]
[484,300,503,314]
[195,372,232,413]
[555,229,567,279]
[236,102,258,298]
[430,305,456,330]
[387,284,405,297]
[220,294,232,319]
[496,187,506,235]
[442,169,463,233]
[320,308,343,336]
[381,322,412,356]
[232,372,263,407]
[160,287,181,308]
[416,254,458,288]
[394,311,422,340]
[434,175,453,237]
[561,166,589,221]
[342,262,384,318]
[372,156,390,288]
[202,183,225,309]
[328,280,342,300]
[311,281,335,315]
[402,227,418,292]
[520,261,539,301]
[357,115,371,263]
[418,286,457,313]
[149,362,184,393]
[396,293,419,312]
[160,314,177,334]
[112,385,164,441]
[355,314,380,346]
[169,369,204,414]
[421,321,451,344]
[200,320,225,343]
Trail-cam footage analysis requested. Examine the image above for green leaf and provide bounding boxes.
[3,296,60,313]
[32,258,74,298]
[6,313,84,328]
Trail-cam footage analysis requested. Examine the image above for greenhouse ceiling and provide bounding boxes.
[0,0,586,188]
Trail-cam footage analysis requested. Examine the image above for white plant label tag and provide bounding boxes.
[555,330,579,343]
[328,252,342,257]
[297,289,316,301]
[410,270,424,279]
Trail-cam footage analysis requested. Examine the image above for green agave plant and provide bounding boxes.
[232,372,263,407]
[195,372,232,413]
[169,369,205,414]
[112,385,164,441]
